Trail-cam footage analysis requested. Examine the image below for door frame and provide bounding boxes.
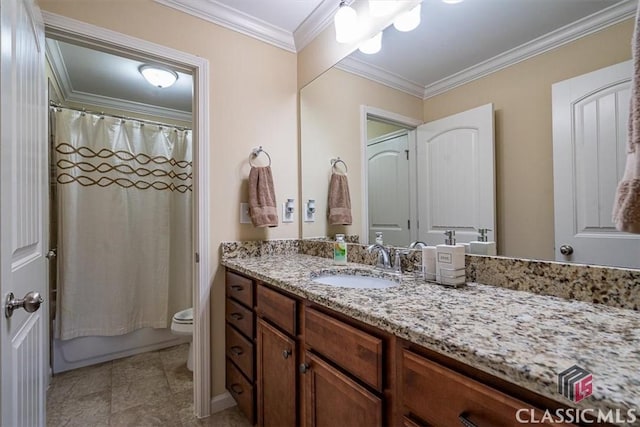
[360,106,422,244]
[42,12,212,417]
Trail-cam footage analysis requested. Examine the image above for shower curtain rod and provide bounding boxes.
[49,101,192,132]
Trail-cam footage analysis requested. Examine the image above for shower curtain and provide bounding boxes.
[52,107,193,340]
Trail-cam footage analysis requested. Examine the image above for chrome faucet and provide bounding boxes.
[408,241,428,249]
[366,244,391,269]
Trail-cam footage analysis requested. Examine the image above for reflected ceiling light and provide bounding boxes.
[139,65,178,88]
[442,0,464,3]
[393,3,421,32]
[359,32,382,54]
[368,0,398,17]
[334,1,359,43]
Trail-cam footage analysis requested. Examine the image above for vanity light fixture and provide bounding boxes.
[139,65,178,88]
[334,0,359,43]
[368,0,398,17]
[393,3,421,32]
[359,32,383,54]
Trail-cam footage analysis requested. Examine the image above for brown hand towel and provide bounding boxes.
[614,5,640,233]
[248,166,278,227]
[328,172,352,225]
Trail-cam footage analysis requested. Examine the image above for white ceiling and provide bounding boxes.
[46,0,635,115]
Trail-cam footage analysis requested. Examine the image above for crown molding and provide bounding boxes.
[45,38,74,99]
[154,0,296,53]
[294,0,340,51]
[65,90,193,122]
[423,0,637,99]
[336,56,424,99]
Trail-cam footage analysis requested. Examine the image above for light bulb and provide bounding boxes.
[334,2,358,43]
[359,32,382,54]
[368,0,398,17]
[393,4,421,32]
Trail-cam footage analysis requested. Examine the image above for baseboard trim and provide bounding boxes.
[210,391,236,415]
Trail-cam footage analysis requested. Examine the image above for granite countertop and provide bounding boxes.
[222,253,640,421]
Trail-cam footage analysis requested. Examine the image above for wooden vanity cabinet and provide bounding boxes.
[256,284,299,427]
[225,271,256,424]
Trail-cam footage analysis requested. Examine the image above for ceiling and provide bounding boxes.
[46,0,635,116]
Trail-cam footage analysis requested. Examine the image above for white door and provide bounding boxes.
[0,0,48,425]
[552,60,640,268]
[416,104,496,246]
[367,131,411,246]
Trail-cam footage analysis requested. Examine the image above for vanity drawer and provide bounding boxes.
[256,285,296,336]
[226,324,254,381]
[305,308,383,392]
[226,358,255,424]
[401,350,555,427]
[226,297,254,339]
[226,271,254,308]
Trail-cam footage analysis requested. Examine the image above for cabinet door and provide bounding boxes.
[257,319,296,427]
[302,351,382,427]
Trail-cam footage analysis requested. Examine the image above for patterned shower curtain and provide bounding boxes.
[52,107,193,340]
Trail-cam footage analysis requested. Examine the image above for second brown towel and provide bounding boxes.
[248,166,278,227]
[328,172,352,225]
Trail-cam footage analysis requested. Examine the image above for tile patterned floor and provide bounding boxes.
[47,344,252,427]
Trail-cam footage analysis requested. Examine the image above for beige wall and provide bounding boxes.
[423,19,634,260]
[301,67,423,239]
[39,0,299,397]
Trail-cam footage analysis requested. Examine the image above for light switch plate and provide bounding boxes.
[240,202,251,224]
[282,202,294,223]
[304,203,315,222]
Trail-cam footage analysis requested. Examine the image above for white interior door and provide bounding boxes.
[416,104,496,246]
[552,60,640,268]
[367,131,411,246]
[0,0,48,425]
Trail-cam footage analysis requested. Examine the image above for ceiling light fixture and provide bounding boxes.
[359,32,383,54]
[334,1,359,43]
[139,65,178,88]
[393,3,421,32]
[368,0,398,17]
[442,0,464,4]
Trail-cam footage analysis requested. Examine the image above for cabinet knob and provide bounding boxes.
[299,363,310,373]
[282,349,291,359]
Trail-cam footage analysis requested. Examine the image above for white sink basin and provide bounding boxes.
[311,270,399,289]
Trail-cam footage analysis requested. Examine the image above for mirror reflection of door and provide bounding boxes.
[417,103,496,246]
[552,60,640,268]
[367,127,412,246]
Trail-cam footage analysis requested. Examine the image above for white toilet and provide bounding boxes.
[170,307,194,371]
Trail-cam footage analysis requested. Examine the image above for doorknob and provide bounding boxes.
[5,291,44,318]
[46,249,57,260]
[560,245,574,255]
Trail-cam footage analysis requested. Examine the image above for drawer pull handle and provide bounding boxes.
[458,413,478,427]
[299,363,310,374]
[230,383,244,395]
[230,346,244,356]
[231,285,244,291]
[282,349,291,359]
[230,312,244,321]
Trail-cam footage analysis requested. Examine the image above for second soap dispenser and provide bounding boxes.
[469,228,497,256]
[436,230,466,286]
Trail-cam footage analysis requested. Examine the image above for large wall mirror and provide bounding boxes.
[300,0,639,267]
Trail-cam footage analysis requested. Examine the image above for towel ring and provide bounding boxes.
[331,157,348,173]
[249,146,272,167]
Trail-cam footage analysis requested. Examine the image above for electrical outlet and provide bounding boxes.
[240,202,251,224]
[282,200,294,223]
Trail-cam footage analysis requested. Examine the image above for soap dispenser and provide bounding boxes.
[435,230,466,286]
[470,228,497,256]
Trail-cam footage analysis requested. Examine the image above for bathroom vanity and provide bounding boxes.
[223,251,640,427]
